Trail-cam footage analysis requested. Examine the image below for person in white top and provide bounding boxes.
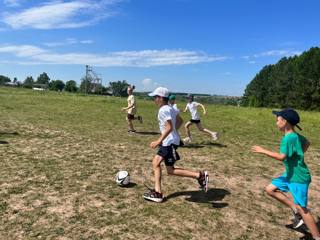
[183,94,218,143]
[169,94,184,146]
[143,87,209,203]
[121,85,143,133]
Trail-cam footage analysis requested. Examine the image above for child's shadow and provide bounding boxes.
[165,188,230,208]
[286,216,320,240]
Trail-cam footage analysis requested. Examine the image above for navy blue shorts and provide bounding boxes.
[127,114,135,120]
[190,119,201,124]
[157,144,180,166]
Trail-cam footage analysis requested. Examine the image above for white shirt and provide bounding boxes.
[127,95,136,114]
[186,102,200,120]
[158,105,180,146]
[170,103,180,114]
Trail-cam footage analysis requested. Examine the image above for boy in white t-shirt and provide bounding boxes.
[143,87,209,203]
[121,85,143,133]
[183,94,218,143]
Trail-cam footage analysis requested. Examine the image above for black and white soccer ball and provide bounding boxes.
[115,170,130,186]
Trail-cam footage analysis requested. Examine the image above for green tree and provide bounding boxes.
[36,72,50,85]
[0,75,11,85]
[49,80,65,91]
[65,80,78,92]
[108,80,129,97]
[23,76,34,88]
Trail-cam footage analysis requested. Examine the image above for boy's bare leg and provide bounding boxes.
[166,166,199,178]
[184,121,192,139]
[296,206,320,238]
[265,184,296,210]
[152,155,163,193]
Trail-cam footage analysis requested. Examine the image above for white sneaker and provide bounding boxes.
[183,137,192,143]
[211,132,219,141]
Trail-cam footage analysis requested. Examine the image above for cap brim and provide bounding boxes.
[272,110,281,116]
[296,124,302,131]
[148,92,156,97]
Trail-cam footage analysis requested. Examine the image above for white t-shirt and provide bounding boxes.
[186,102,200,120]
[127,95,136,114]
[158,105,180,146]
[170,103,180,114]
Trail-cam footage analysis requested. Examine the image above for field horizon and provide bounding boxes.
[0,87,319,240]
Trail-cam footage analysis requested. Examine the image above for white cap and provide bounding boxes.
[148,87,169,98]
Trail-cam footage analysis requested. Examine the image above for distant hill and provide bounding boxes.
[242,47,320,110]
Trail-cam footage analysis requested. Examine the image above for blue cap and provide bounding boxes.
[272,108,302,130]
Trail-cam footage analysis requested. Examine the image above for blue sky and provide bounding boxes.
[0,0,319,96]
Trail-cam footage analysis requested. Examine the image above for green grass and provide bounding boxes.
[0,87,319,239]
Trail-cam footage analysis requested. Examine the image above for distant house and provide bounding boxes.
[32,84,48,91]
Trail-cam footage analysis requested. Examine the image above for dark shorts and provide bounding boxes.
[127,114,135,120]
[157,144,180,166]
[190,119,201,124]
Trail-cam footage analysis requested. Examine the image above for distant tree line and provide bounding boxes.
[242,47,320,110]
[0,72,131,97]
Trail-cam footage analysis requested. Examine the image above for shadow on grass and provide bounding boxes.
[121,182,137,188]
[285,216,320,240]
[0,131,19,136]
[181,142,227,148]
[165,188,230,208]
[135,131,159,135]
[0,140,9,144]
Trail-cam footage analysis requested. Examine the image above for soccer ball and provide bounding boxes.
[115,170,130,186]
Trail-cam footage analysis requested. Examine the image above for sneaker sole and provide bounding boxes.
[143,195,163,203]
[292,219,304,229]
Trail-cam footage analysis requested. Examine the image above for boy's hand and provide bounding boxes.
[150,140,161,149]
[121,107,126,112]
[251,145,265,154]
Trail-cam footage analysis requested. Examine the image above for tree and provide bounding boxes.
[36,72,50,85]
[65,80,78,92]
[23,76,34,88]
[49,80,65,91]
[0,75,11,85]
[242,46,320,110]
[108,80,129,97]
[79,77,91,94]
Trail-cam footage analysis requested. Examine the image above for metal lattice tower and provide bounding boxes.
[85,65,102,94]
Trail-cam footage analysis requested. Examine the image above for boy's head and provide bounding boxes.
[148,87,169,106]
[127,85,135,95]
[187,94,194,102]
[272,108,302,131]
[168,94,176,104]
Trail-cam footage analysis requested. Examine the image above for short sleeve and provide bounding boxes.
[159,108,172,122]
[280,135,294,158]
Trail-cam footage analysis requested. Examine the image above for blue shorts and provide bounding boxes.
[271,176,309,208]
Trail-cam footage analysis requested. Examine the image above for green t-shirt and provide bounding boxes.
[280,132,311,183]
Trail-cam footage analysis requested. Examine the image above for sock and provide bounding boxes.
[291,207,298,215]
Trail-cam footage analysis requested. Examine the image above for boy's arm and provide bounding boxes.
[198,103,207,115]
[122,104,134,111]
[183,105,188,112]
[175,114,183,130]
[302,140,310,153]
[251,145,286,161]
[150,120,173,148]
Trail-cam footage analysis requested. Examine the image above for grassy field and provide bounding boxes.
[0,87,319,240]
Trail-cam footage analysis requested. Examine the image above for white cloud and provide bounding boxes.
[43,38,94,47]
[141,78,159,90]
[2,0,122,29]
[253,49,301,58]
[0,44,229,67]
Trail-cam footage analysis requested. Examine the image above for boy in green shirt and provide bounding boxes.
[252,108,320,239]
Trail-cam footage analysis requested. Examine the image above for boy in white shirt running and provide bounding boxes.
[143,87,209,203]
[183,94,218,143]
[121,85,143,133]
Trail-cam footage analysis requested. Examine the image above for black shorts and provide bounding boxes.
[190,119,201,124]
[127,114,135,120]
[157,144,180,166]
